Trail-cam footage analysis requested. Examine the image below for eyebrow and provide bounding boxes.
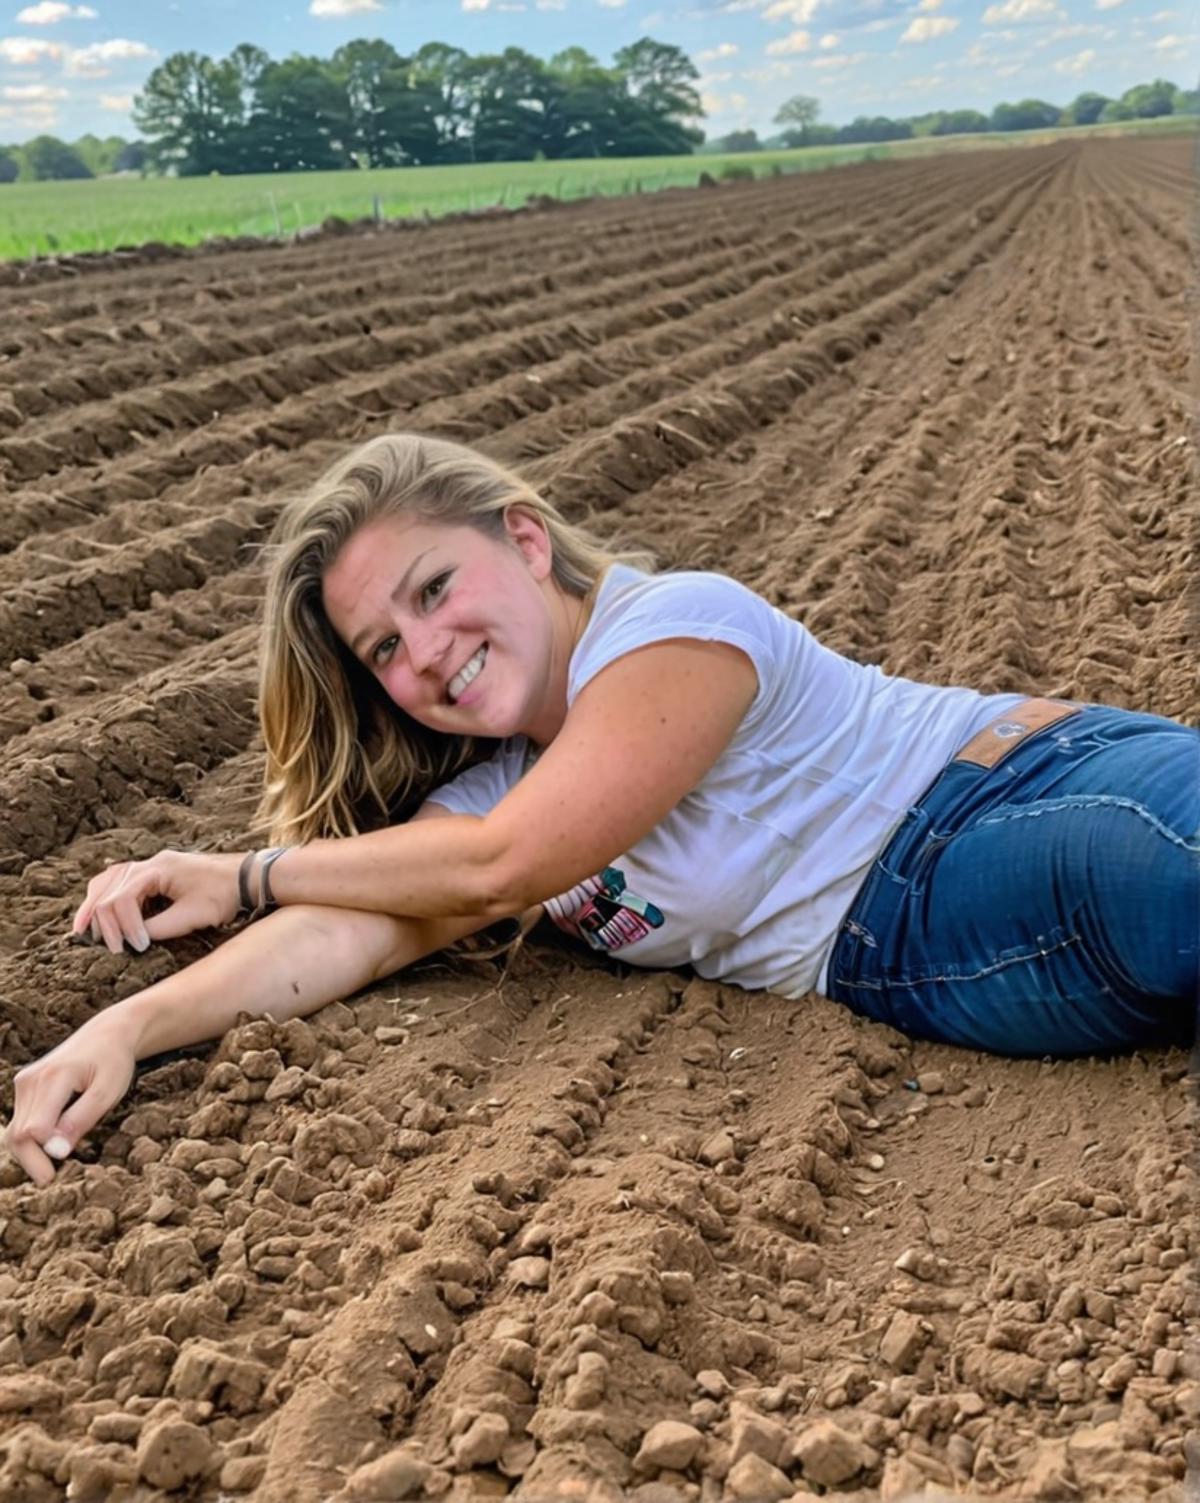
[349,547,434,657]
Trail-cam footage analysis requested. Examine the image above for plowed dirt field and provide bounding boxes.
[0,135,1196,1502]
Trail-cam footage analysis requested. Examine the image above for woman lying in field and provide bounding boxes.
[6,434,1198,1184]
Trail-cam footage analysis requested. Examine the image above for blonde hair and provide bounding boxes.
[256,433,651,845]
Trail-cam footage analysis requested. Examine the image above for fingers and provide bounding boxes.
[6,1061,84,1187]
[49,1077,119,1161]
[144,896,208,943]
[72,861,132,937]
[4,1129,55,1187]
[6,1040,136,1186]
[74,861,158,954]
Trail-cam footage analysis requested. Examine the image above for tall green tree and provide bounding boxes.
[1064,91,1109,126]
[548,48,624,157]
[613,37,702,153]
[931,109,989,135]
[838,116,913,143]
[249,55,352,172]
[1119,78,1177,117]
[133,52,243,174]
[774,94,820,146]
[113,140,148,173]
[71,133,128,174]
[333,39,441,166]
[615,38,701,119]
[467,48,560,162]
[990,99,1060,131]
[23,135,94,180]
[0,149,19,184]
[413,42,477,161]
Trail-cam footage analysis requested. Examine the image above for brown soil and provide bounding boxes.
[0,137,1196,1502]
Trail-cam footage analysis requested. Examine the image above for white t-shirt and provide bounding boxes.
[427,565,1024,997]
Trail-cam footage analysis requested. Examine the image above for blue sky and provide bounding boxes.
[0,0,1195,144]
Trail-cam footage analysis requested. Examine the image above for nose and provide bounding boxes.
[404,621,450,678]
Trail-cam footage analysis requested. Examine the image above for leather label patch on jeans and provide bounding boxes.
[953,699,1083,770]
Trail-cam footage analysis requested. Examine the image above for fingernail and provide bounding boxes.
[132,933,150,953]
[43,1135,71,1159]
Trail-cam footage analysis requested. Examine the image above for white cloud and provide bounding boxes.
[1054,46,1097,72]
[916,0,943,9]
[1150,31,1191,48]
[901,15,959,41]
[906,72,941,88]
[0,101,58,124]
[1047,22,1103,38]
[982,0,1063,21]
[996,60,1023,74]
[818,31,838,47]
[535,0,565,8]
[0,35,62,63]
[701,88,748,113]
[763,0,819,22]
[65,37,155,76]
[1151,9,1178,19]
[597,0,628,7]
[738,60,795,81]
[811,48,868,68]
[1094,0,1127,8]
[99,91,133,110]
[766,28,811,54]
[698,42,739,61]
[3,81,67,97]
[17,2,97,21]
[310,0,382,14]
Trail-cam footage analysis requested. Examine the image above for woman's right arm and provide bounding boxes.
[4,902,491,1187]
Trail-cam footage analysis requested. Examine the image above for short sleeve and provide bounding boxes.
[569,570,776,734]
[423,738,530,818]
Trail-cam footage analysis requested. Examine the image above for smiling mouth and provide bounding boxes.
[447,644,487,703]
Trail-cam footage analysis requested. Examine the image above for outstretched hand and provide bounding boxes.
[5,1009,141,1185]
[71,849,246,954]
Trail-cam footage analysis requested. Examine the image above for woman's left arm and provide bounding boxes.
[74,638,756,947]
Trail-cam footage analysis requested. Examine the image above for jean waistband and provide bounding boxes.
[856,699,1083,891]
[950,697,1081,770]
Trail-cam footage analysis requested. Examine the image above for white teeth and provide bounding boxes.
[448,645,487,702]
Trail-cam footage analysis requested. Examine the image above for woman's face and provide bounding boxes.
[321,509,567,744]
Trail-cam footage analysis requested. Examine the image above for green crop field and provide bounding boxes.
[0,114,1192,263]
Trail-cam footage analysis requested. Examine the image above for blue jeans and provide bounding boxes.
[825,707,1200,1057]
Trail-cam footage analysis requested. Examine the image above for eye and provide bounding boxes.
[371,635,399,666]
[422,571,451,608]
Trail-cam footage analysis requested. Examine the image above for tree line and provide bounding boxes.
[710,77,1198,153]
[0,38,703,181]
[2,47,1195,183]
[0,132,144,183]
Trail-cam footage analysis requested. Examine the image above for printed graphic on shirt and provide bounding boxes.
[544,866,665,953]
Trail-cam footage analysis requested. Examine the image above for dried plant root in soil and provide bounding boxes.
[0,136,1195,1502]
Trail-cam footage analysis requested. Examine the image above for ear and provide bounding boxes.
[503,506,554,582]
